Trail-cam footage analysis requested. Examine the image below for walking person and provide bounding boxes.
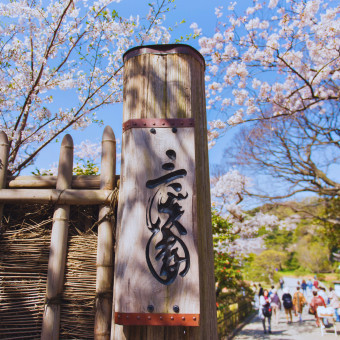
[282,287,293,324]
[279,278,284,290]
[310,290,326,327]
[318,287,329,325]
[307,278,313,297]
[301,279,307,296]
[293,287,306,322]
[270,288,281,325]
[329,287,340,322]
[259,289,272,334]
[258,283,264,297]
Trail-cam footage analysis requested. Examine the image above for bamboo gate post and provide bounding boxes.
[41,134,73,340]
[95,126,116,339]
[0,131,9,229]
[112,45,217,339]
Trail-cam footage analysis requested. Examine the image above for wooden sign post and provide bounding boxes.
[112,44,217,340]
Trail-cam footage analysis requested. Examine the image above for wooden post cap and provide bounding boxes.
[123,44,205,69]
[0,131,9,146]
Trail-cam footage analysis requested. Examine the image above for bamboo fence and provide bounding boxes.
[0,127,118,340]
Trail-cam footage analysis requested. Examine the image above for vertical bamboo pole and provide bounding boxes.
[41,134,73,340]
[0,131,9,230]
[112,45,217,339]
[95,126,116,339]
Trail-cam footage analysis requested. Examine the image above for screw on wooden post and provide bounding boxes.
[0,131,9,230]
[41,134,73,340]
[95,126,116,339]
[112,44,217,340]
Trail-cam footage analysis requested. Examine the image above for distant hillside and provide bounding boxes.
[247,196,325,220]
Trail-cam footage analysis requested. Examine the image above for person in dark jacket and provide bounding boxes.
[301,280,307,295]
[258,283,264,297]
[282,288,293,324]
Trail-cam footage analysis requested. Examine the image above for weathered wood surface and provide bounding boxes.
[114,127,199,316]
[0,188,113,204]
[112,44,217,340]
[7,175,102,189]
[41,134,73,340]
[0,131,9,229]
[95,126,116,339]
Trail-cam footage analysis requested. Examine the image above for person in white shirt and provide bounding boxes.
[259,289,272,334]
[318,287,329,325]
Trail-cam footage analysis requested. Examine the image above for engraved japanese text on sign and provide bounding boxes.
[146,149,190,286]
[114,123,200,326]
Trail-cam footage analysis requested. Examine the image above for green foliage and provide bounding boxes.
[296,237,332,273]
[32,168,54,176]
[284,252,300,271]
[212,210,242,291]
[263,226,293,251]
[250,196,339,276]
[321,197,340,254]
[244,250,287,283]
[212,209,236,244]
[32,160,99,176]
[73,161,99,175]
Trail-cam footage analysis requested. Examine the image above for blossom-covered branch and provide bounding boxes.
[195,0,339,147]
[0,0,173,174]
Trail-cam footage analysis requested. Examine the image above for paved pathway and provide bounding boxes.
[234,277,339,340]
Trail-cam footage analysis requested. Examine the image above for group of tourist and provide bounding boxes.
[252,278,340,334]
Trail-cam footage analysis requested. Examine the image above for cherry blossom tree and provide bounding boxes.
[0,0,173,174]
[195,0,339,204]
[197,0,339,137]
[211,168,304,257]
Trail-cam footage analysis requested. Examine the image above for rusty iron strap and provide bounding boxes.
[122,118,195,132]
[115,312,200,327]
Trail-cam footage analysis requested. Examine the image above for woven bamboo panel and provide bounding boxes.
[0,205,99,339]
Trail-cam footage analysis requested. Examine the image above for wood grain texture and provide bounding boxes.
[0,189,113,204]
[7,175,104,189]
[114,127,199,316]
[41,135,73,340]
[112,45,217,340]
[95,126,116,339]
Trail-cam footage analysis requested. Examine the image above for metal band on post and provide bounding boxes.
[114,313,199,326]
[122,118,195,132]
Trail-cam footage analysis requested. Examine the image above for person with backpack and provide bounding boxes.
[293,287,306,322]
[282,287,293,324]
[259,289,272,334]
[310,290,326,327]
